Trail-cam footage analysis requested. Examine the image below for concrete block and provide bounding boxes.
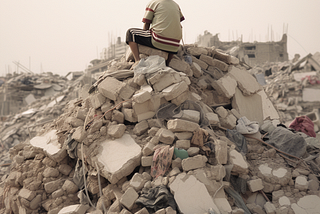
[134,207,149,214]
[303,88,320,102]
[170,90,189,106]
[229,66,261,96]
[108,124,126,139]
[200,54,229,71]
[220,114,237,130]
[190,56,208,71]
[141,156,153,167]
[148,70,182,92]
[216,106,229,118]
[112,110,124,124]
[90,93,106,109]
[215,140,228,164]
[138,44,168,60]
[210,165,226,181]
[173,110,200,124]
[295,175,308,191]
[119,84,135,100]
[187,47,208,57]
[58,204,90,214]
[169,58,190,74]
[211,75,237,99]
[130,173,146,191]
[43,167,59,178]
[142,142,156,156]
[306,111,320,128]
[207,65,224,80]
[167,119,200,132]
[162,81,189,101]
[176,140,190,150]
[122,108,138,123]
[169,173,220,214]
[72,126,86,142]
[133,90,151,103]
[206,112,220,125]
[58,164,72,176]
[172,157,182,169]
[120,187,139,210]
[264,202,276,214]
[187,147,200,157]
[229,149,249,175]
[148,127,159,137]
[19,188,36,201]
[62,180,78,194]
[137,111,156,122]
[98,77,123,101]
[182,155,208,171]
[97,134,141,184]
[175,132,193,140]
[156,128,175,145]
[247,179,264,192]
[133,120,149,136]
[191,62,203,78]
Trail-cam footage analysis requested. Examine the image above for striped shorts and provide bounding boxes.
[126,28,177,54]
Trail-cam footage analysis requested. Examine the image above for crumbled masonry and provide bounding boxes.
[0,45,320,214]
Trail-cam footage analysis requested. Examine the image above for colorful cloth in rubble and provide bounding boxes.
[151,145,174,178]
[289,115,316,137]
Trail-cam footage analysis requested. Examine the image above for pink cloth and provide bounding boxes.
[289,116,316,137]
[151,145,174,178]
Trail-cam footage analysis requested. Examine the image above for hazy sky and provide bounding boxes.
[1,0,320,76]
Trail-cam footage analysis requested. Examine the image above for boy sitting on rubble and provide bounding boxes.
[126,0,185,66]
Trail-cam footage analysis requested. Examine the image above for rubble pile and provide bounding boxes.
[252,52,320,131]
[0,72,91,178]
[1,44,320,214]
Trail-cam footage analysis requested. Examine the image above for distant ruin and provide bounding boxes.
[197,31,289,66]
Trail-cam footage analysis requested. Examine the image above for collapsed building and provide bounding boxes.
[197,31,289,67]
[0,42,319,214]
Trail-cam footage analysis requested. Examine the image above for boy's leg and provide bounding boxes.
[166,53,174,66]
[128,41,140,62]
[126,28,153,62]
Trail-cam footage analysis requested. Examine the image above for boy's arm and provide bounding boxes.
[143,23,150,30]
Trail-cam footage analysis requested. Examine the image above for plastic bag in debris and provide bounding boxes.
[225,187,251,214]
[66,134,79,159]
[226,129,248,155]
[135,185,177,213]
[236,116,259,134]
[73,159,87,189]
[134,55,166,76]
[289,115,316,137]
[266,126,307,158]
[156,100,210,128]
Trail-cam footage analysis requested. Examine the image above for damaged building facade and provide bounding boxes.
[197,31,289,66]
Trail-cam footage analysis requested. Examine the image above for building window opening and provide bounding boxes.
[244,46,256,50]
[247,54,256,58]
[279,54,283,57]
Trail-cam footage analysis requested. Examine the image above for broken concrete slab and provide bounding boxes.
[30,130,67,162]
[169,173,220,214]
[98,77,123,101]
[232,87,264,125]
[167,119,200,132]
[96,134,141,184]
[229,66,262,96]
